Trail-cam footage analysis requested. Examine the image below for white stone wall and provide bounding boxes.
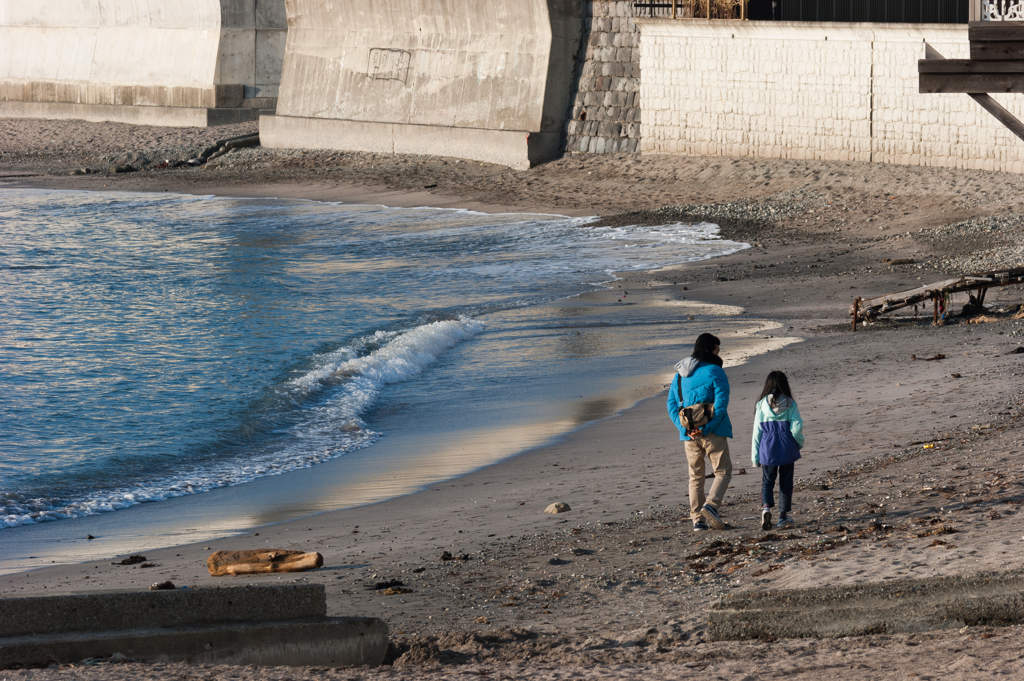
[640,20,1024,173]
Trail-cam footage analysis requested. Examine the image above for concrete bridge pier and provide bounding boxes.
[0,0,286,127]
[261,0,584,169]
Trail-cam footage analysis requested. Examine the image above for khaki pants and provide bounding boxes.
[684,434,732,521]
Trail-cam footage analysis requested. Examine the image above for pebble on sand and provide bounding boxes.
[544,502,571,514]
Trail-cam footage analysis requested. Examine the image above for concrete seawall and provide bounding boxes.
[0,0,286,127]
[640,20,1024,174]
[261,0,583,169]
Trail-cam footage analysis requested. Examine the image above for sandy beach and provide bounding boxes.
[4,118,1024,679]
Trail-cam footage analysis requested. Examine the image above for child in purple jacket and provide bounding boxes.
[751,371,805,530]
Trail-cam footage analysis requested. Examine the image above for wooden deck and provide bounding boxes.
[920,23,1024,94]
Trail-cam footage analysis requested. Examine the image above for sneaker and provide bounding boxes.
[701,504,726,530]
[761,507,772,531]
[776,515,795,529]
[693,519,709,532]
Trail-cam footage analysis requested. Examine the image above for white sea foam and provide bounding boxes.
[0,317,484,527]
[2,190,750,535]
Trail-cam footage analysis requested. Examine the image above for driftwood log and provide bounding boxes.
[207,549,323,576]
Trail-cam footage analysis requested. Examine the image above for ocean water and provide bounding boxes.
[0,188,748,537]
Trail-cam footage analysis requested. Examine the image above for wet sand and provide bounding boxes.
[3,118,1024,678]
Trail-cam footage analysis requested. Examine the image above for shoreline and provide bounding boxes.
[0,211,774,577]
[5,118,1024,678]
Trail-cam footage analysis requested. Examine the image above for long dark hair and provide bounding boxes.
[757,371,793,403]
[691,332,722,367]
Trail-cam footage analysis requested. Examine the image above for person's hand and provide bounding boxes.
[689,428,704,438]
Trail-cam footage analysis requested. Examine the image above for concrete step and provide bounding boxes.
[709,569,1024,641]
[0,617,388,668]
[0,584,388,668]
[0,584,325,637]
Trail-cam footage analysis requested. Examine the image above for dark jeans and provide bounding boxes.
[761,464,794,516]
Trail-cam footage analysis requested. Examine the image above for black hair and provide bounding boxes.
[757,371,793,403]
[691,333,722,367]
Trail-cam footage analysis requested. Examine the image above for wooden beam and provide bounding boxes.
[970,0,982,22]
[970,23,1024,41]
[920,74,1024,93]
[919,42,1024,144]
[972,42,1024,61]
[969,92,1024,143]
[918,60,1024,73]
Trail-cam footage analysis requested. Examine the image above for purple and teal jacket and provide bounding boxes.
[751,394,804,467]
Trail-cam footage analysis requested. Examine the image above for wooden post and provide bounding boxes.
[970,0,983,22]
[933,295,939,324]
[706,0,710,19]
[672,0,677,19]
[852,297,860,332]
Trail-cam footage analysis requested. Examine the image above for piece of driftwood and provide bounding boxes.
[207,549,324,576]
[851,266,1024,330]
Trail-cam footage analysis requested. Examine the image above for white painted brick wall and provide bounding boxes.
[639,20,1024,174]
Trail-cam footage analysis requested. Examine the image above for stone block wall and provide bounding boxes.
[565,1,642,154]
[639,20,1024,173]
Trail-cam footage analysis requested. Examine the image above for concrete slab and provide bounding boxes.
[0,584,388,668]
[0,584,325,637]
[260,114,562,169]
[0,101,269,127]
[0,617,388,668]
[709,569,1024,641]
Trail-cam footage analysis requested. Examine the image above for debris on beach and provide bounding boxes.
[544,502,571,514]
[149,580,175,590]
[440,551,471,562]
[851,266,1024,330]
[206,549,323,576]
[367,579,406,591]
[367,579,412,595]
[117,554,147,565]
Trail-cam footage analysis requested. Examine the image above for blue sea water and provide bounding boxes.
[0,189,747,533]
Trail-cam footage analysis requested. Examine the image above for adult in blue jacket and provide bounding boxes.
[667,333,733,531]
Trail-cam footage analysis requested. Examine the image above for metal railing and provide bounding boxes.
[631,0,971,22]
[631,1,748,19]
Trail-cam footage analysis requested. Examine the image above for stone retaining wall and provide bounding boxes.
[565,1,641,154]
[639,20,1024,173]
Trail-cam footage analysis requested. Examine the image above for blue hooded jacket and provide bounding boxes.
[667,357,733,441]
